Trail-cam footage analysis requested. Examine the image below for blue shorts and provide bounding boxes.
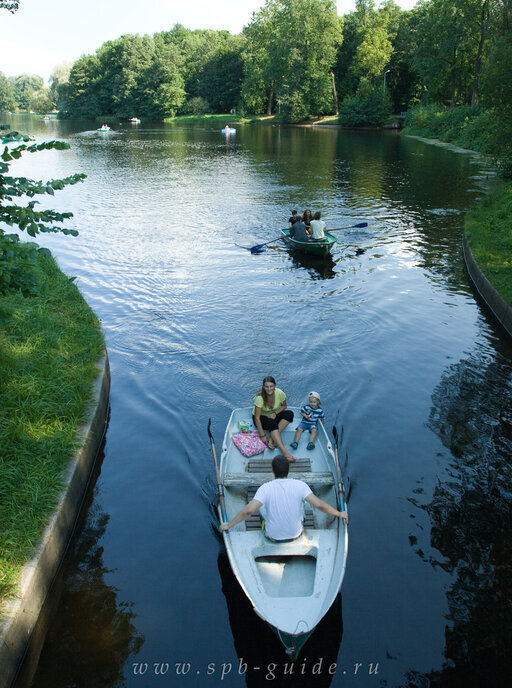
[298,420,318,432]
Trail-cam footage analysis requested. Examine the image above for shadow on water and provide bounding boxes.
[402,351,512,688]
[267,246,337,280]
[218,553,343,687]
[16,441,145,688]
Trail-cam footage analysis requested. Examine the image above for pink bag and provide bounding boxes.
[232,430,266,457]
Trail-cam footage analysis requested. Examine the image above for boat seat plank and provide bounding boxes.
[245,512,315,530]
[223,472,335,487]
[247,458,311,473]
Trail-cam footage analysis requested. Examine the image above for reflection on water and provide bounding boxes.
[218,554,342,687]
[286,249,337,280]
[26,490,144,688]
[405,351,512,687]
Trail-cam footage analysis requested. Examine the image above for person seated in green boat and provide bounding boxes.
[253,376,295,462]
[219,455,348,538]
[288,210,299,227]
[309,211,327,241]
[302,209,313,228]
[289,217,310,242]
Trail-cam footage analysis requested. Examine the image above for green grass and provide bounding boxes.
[164,113,247,124]
[163,113,276,125]
[0,253,104,607]
[465,183,512,305]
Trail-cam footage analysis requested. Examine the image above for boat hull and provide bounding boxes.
[218,407,348,658]
[281,228,336,256]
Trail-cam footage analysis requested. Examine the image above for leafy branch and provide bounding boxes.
[0,129,86,294]
[1,136,86,236]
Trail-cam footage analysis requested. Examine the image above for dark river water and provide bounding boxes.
[5,115,512,688]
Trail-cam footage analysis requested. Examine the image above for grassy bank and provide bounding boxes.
[465,183,512,306]
[164,113,248,125]
[0,252,104,607]
[163,113,279,125]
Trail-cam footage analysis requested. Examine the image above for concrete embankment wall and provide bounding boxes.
[0,354,111,688]
[462,234,512,339]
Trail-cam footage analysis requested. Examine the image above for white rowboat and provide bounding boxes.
[218,407,348,658]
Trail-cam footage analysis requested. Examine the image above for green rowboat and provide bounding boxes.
[280,228,337,257]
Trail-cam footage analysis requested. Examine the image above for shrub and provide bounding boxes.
[182,96,210,115]
[0,233,51,295]
[339,83,392,127]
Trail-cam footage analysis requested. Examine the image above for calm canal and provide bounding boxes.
[6,115,512,688]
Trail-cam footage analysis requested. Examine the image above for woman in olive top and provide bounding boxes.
[253,376,295,461]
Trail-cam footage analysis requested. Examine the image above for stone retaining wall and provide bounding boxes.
[0,354,111,688]
[462,234,512,339]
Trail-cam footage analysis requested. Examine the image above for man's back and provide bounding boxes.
[253,478,312,540]
[289,221,309,242]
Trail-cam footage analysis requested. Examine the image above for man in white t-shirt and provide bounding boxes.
[309,211,326,240]
[220,455,348,541]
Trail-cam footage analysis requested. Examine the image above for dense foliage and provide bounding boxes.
[0,72,56,114]
[0,129,85,294]
[240,0,342,122]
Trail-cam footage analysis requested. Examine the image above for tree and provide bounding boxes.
[10,74,44,111]
[411,0,494,107]
[155,26,243,113]
[96,34,156,117]
[29,88,55,114]
[0,72,16,111]
[49,62,72,111]
[139,44,185,118]
[241,0,343,121]
[195,34,244,112]
[385,7,422,111]
[480,1,512,168]
[65,55,102,117]
[240,2,280,115]
[350,1,397,82]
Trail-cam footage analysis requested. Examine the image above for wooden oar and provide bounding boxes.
[207,418,227,523]
[249,222,368,253]
[332,425,348,524]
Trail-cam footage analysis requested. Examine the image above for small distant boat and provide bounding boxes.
[218,407,348,659]
[97,124,111,132]
[128,117,140,124]
[222,126,236,134]
[280,227,337,257]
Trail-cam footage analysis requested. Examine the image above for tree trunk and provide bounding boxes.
[267,81,274,116]
[331,71,339,115]
[450,46,457,107]
[471,0,490,106]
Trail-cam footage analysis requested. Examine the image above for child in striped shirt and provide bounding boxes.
[290,391,325,451]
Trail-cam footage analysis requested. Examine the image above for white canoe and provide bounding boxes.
[218,407,348,658]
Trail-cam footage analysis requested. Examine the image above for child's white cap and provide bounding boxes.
[309,391,321,403]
